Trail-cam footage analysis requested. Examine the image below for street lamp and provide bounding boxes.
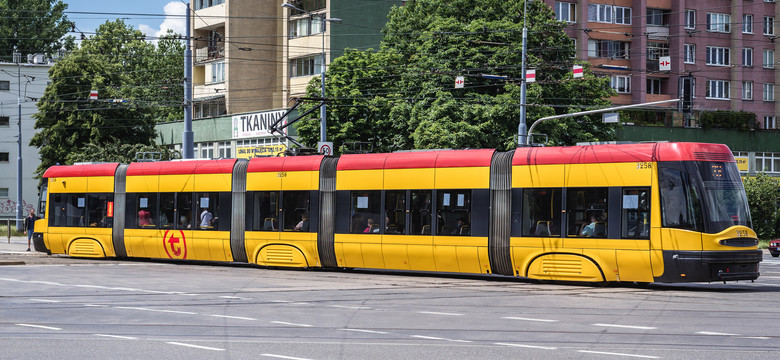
[13,51,22,230]
[282,3,341,146]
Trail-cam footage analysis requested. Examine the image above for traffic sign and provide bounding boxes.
[455,76,464,89]
[318,142,333,155]
[659,56,671,71]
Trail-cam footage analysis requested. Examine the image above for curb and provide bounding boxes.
[0,261,25,265]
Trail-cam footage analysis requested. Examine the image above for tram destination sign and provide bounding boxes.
[232,110,287,139]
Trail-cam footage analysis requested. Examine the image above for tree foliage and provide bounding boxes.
[295,0,615,153]
[65,143,180,164]
[0,0,73,59]
[743,173,780,240]
[30,20,184,177]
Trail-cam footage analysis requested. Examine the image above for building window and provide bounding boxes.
[705,46,730,66]
[706,13,731,33]
[218,141,231,159]
[743,81,753,100]
[743,48,753,67]
[706,80,730,99]
[764,16,775,35]
[647,9,670,26]
[764,49,775,68]
[647,78,662,94]
[764,116,777,130]
[647,42,669,60]
[587,4,613,23]
[587,39,630,59]
[289,55,323,77]
[289,14,325,38]
[764,83,775,101]
[193,97,226,119]
[0,116,8,126]
[744,14,754,34]
[756,152,780,173]
[0,188,7,198]
[210,61,225,83]
[685,10,695,29]
[554,2,576,23]
[611,76,631,93]
[684,44,695,64]
[0,152,8,162]
[614,6,631,25]
[0,80,9,91]
[287,0,326,15]
[198,143,215,159]
[194,0,225,10]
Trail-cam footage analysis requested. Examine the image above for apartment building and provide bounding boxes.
[547,0,780,175]
[0,60,52,220]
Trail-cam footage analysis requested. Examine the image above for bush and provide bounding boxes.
[699,110,755,131]
[743,173,780,240]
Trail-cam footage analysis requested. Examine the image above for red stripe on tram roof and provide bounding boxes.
[127,159,236,176]
[247,155,324,173]
[43,163,120,178]
[512,142,736,166]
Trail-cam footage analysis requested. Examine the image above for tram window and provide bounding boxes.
[135,193,158,228]
[87,193,114,228]
[252,191,279,231]
[350,191,381,234]
[437,190,471,236]
[194,192,219,230]
[566,188,608,237]
[283,191,310,231]
[384,191,406,234]
[522,188,561,237]
[49,193,66,227]
[659,168,702,231]
[176,193,193,229]
[159,193,174,229]
[410,190,432,235]
[621,188,650,239]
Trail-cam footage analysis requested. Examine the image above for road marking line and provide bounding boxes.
[271,321,313,327]
[578,350,659,358]
[340,328,389,334]
[741,336,770,339]
[219,296,250,300]
[29,299,60,303]
[16,324,62,331]
[115,306,197,315]
[94,334,138,340]
[261,354,313,360]
[330,305,372,310]
[495,342,557,350]
[417,311,464,316]
[412,335,446,341]
[592,323,657,330]
[166,342,225,351]
[84,304,107,307]
[208,314,257,321]
[502,316,559,323]
[697,331,739,336]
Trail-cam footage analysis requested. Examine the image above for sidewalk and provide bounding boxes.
[0,235,37,255]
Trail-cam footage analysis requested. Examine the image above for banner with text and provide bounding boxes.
[236,145,287,159]
[232,110,287,139]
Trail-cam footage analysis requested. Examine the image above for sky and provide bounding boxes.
[63,0,187,40]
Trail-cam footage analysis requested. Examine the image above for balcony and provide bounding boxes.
[195,46,224,64]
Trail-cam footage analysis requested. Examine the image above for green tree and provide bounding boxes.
[65,143,180,164]
[743,173,780,240]
[0,0,73,59]
[30,20,184,177]
[296,0,614,153]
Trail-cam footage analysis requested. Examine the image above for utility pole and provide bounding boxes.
[182,2,194,159]
[517,0,528,147]
[13,51,22,230]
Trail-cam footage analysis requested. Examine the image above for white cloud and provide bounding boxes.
[139,1,187,41]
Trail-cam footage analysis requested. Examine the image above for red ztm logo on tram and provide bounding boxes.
[163,230,187,259]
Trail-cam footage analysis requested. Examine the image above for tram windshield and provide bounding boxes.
[659,161,752,234]
[689,161,752,233]
[38,182,48,219]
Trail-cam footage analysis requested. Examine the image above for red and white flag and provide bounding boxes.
[526,69,536,83]
[572,65,583,78]
[89,89,98,100]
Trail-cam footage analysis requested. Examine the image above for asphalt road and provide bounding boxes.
[1,239,780,360]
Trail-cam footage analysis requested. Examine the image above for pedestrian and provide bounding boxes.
[23,209,39,251]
